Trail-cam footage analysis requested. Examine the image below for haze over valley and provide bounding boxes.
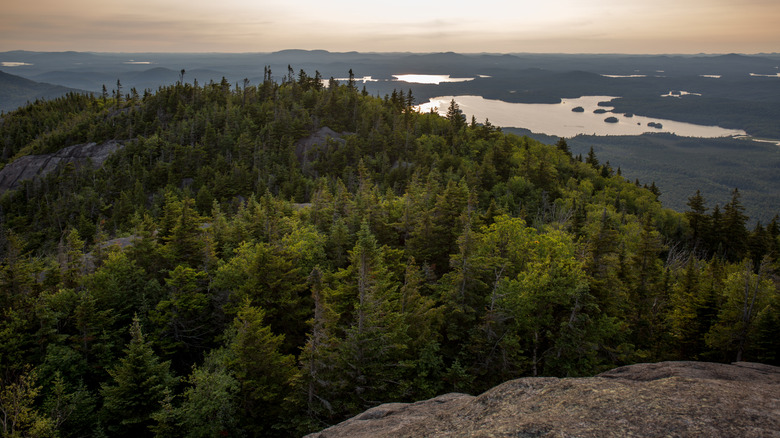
[2,49,778,221]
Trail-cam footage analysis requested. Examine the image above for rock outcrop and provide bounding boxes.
[306,361,780,437]
[294,127,346,167]
[0,140,124,193]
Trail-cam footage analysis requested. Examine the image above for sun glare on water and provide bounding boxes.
[393,74,474,84]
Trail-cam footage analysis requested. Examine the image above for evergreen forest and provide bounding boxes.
[1,69,778,437]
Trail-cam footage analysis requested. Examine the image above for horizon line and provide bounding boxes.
[2,49,780,57]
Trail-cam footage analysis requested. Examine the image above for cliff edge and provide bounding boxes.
[306,361,780,437]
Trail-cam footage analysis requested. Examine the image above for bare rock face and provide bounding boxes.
[294,127,346,166]
[305,361,780,437]
[0,140,124,193]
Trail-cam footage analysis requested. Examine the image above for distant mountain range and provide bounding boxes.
[2,50,779,95]
[2,50,779,221]
[0,70,88,113]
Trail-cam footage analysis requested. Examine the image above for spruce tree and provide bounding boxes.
[331,222,408,410]
[298,266,339,427]
[721,188,749,261]
[685,190,710,251]
[446,99,466,132]
[227,300,298,435]
[169,348,240,438]
[555,138,571,157]
[629,215,664,352]
[100,316,175,437]
[585,146,599,167]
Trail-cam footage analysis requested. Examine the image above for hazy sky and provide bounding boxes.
[2,0,778,53]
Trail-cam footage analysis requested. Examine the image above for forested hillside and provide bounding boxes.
[0,70,86,114]
[1,70,778,437]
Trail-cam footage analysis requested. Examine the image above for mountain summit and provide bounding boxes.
[307,361,780,437]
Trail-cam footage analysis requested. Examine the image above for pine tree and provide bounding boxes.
[437,208,490,357]
[446,99,466,132]
[115,79,122,104]
[585,146,599,167]
[330,222,408,411]
[84,250,157,340]
[685,190,710,251]
[165,197,205,268]
[584,208,623,317]
[298,266,339,427]
[100,316,176,437]
[555,138,571,157]
[58,227,85,289]
[668,257,704,358]
[151,265,214,370]
[648,181,661,198]
[628,215,665,353]
[396,259,445,399]
[709,204,724,255]
[227,300,298,435]
[171,348,240,438]
[747,223,771,271]
[72,288,115,386]
[721,188,749,261]
[766,215,780,262]
[706,258,774,362]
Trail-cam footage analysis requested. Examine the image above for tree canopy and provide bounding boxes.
[0,71,777,436]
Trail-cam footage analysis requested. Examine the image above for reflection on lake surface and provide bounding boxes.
[735,136,780,146]
[661,90,702,98]
[393,74,474,84]
[749,73,780,78]
[415,95,746,138]
[333,76,378,83]
[1,62,33,67]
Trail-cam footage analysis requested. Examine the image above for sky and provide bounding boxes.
[2,0,779,54]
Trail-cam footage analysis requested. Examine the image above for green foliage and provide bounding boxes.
[100,316,176,437]
[150,265,216,371]
[0,367,57,437]
[164,348,240,438]
[328,223,411,408]
[226,300,299,436]
[44,373,97,438]
[705,258,776,361]
[0,72,777,436]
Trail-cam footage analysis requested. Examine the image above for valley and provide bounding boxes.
[3,50,777,222]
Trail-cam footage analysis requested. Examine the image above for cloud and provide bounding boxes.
[1,10,279,52]
[1,0,779,53]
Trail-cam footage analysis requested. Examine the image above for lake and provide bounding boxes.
[330,74,477,85]
[415,95,747,138]
[393,74,474,85]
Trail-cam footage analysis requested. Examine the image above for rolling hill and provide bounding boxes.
[0,69,89,113]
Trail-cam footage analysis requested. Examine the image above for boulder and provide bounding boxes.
[306,361,780,437]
